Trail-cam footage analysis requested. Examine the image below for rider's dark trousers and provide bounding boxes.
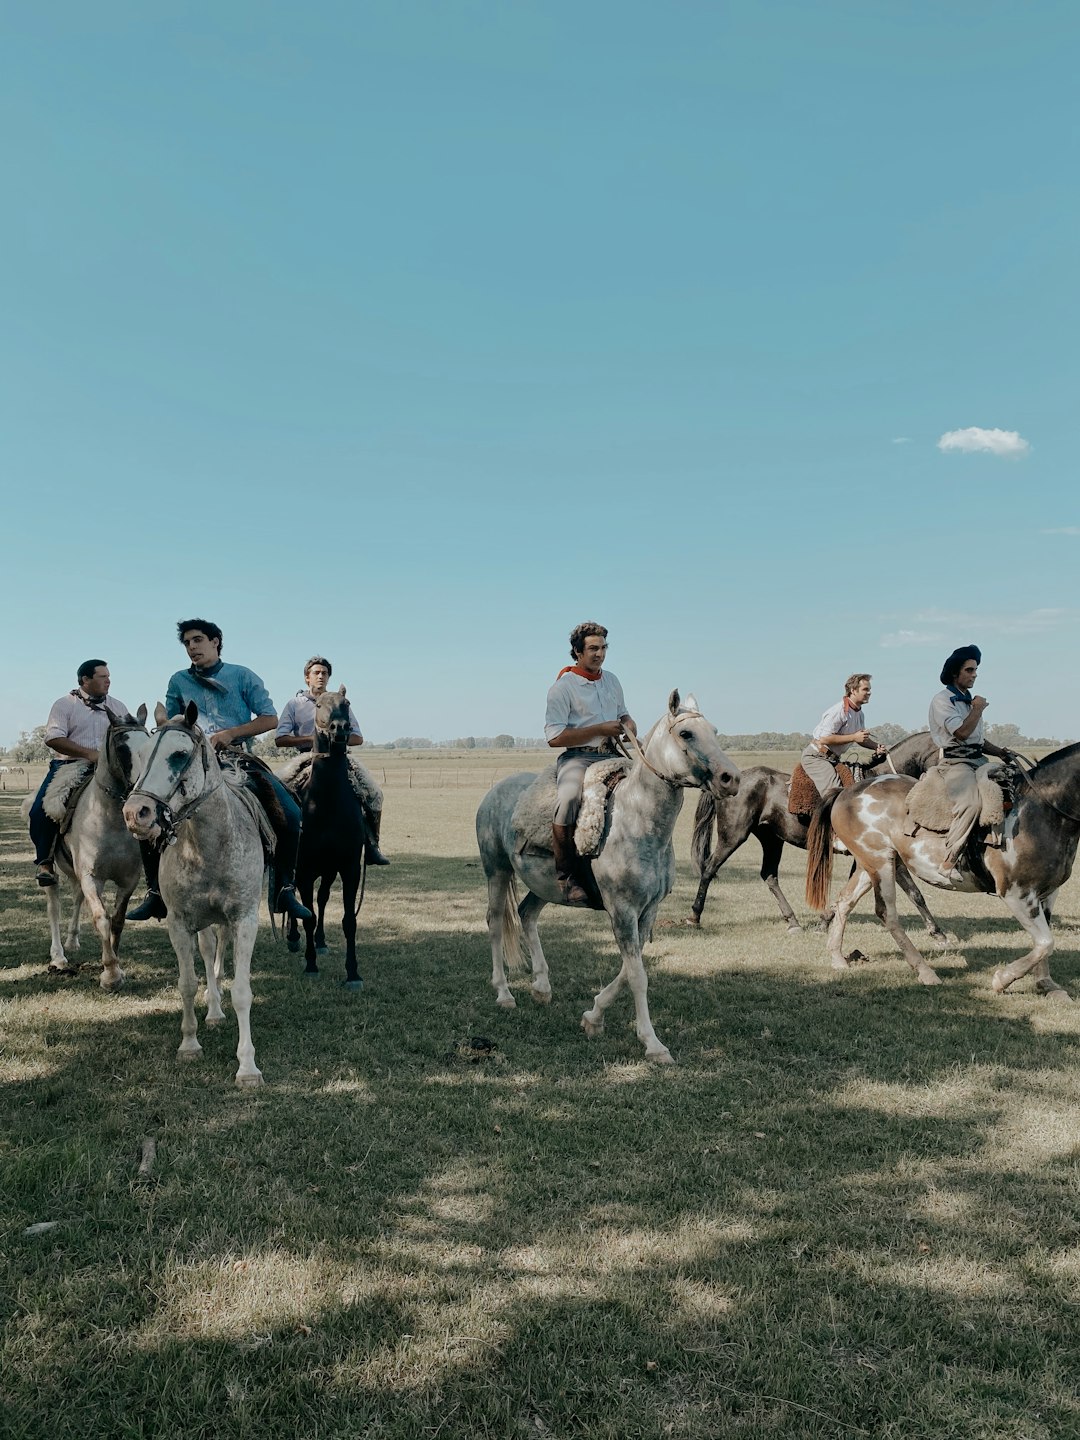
[28,759,65,864]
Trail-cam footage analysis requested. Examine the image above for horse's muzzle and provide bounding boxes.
[123,797,162,841]
[710,769,740,799]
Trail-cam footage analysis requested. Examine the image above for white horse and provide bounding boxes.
[123,703,267,1086]
[30,707,151,988]
[476,691,740,1063]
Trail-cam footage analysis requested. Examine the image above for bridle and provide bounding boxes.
[127,723,223,845]
[95,721,149,804]
[614,710,716,789]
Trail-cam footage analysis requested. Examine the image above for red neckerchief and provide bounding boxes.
[842,697,862,718]
[558,665,602,681]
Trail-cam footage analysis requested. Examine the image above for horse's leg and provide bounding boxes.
[992,886,1069,1001]
[824,867,874,969]
[340,865,362,989]
[315,876,332,955]
[80,874,126,992]
[518,891,552,1004]
[894,858,950,949]
[486,868,516,1009]
[46,882,76,973]
[301,872,320,976]
[168,922,204,1062]
[873,863,942,986]
[198,927,226,1025]
[688,819,754,926]
[1033,890,1067,998]
[65,883,84,957]
[286,913,300,954]
[755,829,800,932]
[230,913,263,1086]
[583,909,672,1065]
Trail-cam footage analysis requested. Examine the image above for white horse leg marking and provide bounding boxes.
[875,862,941,986]
[198,927,226,1025]
[486,871,517,1009]
[584,910,672,1064]
[45,883,76,972]
[75,873,126,992]
[64,884,83,956]
[992,887,1067,1000]
[518,892,552,1003]
[825,867,874,969]
[169,922,204,1062]
[230,914,262,1087]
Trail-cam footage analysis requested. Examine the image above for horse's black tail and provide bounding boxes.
[805,792,842,912]
[691,791,717,872]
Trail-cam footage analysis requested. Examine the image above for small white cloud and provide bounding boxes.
[937,427,1031,457]
[891,436,911,445]
[1043,527,1080,536]
[880,630,941,648]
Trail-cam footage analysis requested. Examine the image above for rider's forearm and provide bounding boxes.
[47,736,98,761]
[225,715,278,744]
[347,735,363,747]
[274,733,309,749]
[548,724,611,748]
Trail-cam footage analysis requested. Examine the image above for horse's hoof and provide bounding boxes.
[1037,984,1072,1004]
[496,994,517,1010]
[341,979,363,991]
[684,915,700,928]
[830,957,851,971]
[204,1015,226,1027]
[177,1048,203,1063]
[99,972,125,993]
[928,932,949,951]
[646,1047,675,1065]
[286,939,300,954]
[992,967,1013,994]
[918,967,942,986]
[581,1013,605,1038]
[235,1071,264,1088]
[530,985,552,1005]
[47,960,77,976]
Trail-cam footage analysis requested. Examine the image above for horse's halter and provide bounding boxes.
[127,724,222,843]
[95,721,149,803]
[616,710,715,789]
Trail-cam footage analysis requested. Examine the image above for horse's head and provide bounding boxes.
[123,701,215,841]
[103,703,151,791]
[314,686,352,750]
[641,690,740,799]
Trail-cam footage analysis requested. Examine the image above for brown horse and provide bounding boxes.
[804,746,1080,998]
[688,731,943,936]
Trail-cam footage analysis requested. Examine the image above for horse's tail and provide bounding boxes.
[805,792,841,912]
[500,875,526,975]
[691,791,717,871]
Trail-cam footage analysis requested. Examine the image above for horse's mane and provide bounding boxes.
[1029,740,1080,778]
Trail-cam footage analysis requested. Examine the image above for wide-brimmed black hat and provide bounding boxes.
[940,645,982,686]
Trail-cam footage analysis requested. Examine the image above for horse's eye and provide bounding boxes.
[679,729,693,741]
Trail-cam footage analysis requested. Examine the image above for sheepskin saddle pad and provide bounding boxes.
[905,766,1005,836]
[787,760,859,816]
[41,762,95,833]
[512,758,629,859]
[277,753,384,812]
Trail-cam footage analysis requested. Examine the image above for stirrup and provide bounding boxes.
[128,889,167,921]
[36,864,58,888]
[558,874,591,907]
[277,885,313,921]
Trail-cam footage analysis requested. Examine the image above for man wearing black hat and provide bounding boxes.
[928,646,1014,879]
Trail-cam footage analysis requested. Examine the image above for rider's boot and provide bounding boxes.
[364,806,391,866]
[552,824,590,907]
[127,844,168,921]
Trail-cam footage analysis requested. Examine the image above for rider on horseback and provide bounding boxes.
[544,621,636,906]
[128,618,313,923]
[929,645,1014,882]
[800,674,886,797]
[28,659,133,888]
[275,654,389,865]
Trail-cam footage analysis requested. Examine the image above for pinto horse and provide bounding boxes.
[287,687,367,988]
[804,745,1080,998]
[688,731,944,938]
[476,691,740,1064]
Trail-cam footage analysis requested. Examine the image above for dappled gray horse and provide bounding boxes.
[688,730,944,937]
[37,707,151,988]
[476,691,739,1064]
[123,703,267,1085]
[805,744,1080,997]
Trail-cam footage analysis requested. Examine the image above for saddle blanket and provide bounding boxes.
[511,758,628,859]
[277,754,383,811]
[904,766,1005,836]
[41,762,95,832]
[787,760,857,816]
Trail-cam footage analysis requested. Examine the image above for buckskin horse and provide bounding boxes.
[688,730,945,939]
[476,691,740,1064]
[804,745,1080,998]
[123,704,268,1084]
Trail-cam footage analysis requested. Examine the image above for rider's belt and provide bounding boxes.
[943,742,984,760]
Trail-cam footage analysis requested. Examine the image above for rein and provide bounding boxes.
[614,710,709,786]
[96,724,146,803]
[128,726,224,844]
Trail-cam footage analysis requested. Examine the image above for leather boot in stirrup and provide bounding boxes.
[552,823,590,907]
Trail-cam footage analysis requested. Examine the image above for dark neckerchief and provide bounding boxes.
[187,660,229,695]
[70,687,108,710]
[947,684,972,705]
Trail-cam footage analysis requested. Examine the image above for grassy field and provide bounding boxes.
[3,749,1080,1438]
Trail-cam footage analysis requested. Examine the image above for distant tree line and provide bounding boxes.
[712,722,1072,752]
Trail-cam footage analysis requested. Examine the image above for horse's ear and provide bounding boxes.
[338,685,347,699]
[684,693,699,713]
[154,702,169,727]
[668,689,681,716]
[136,703,148,726]
[185,700,199,727]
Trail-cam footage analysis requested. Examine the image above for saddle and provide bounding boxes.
[512,759,629,858]
[787,759,860,817]
[904,766,1006,842]
[277,752,384,812]
[41,762,95,836]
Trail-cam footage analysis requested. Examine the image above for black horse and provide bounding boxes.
[286,688,367,988]
[688,731,942,934]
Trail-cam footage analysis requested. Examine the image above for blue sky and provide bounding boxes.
[2,2,1077,746]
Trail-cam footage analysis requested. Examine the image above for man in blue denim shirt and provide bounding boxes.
[128,618,312,923]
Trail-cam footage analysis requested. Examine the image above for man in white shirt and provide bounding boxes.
[29,659,133,886]
[544,621,636,905]
[800,674,885,798]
